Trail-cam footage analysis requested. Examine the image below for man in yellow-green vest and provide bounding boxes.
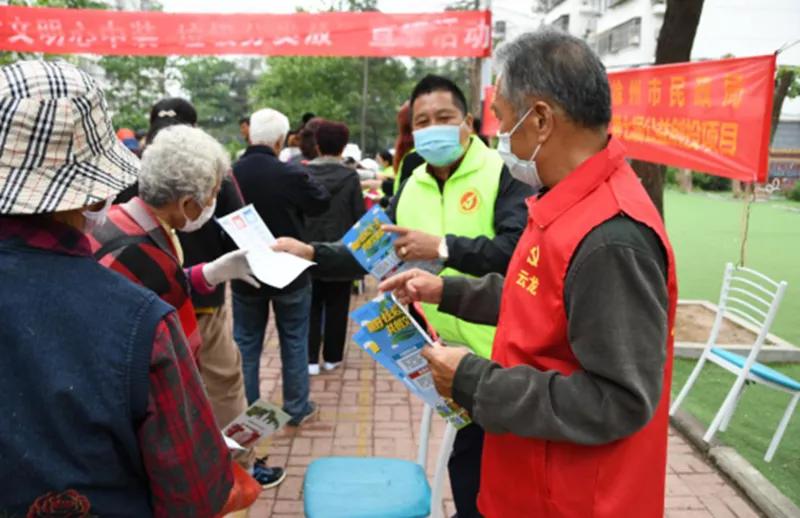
[274,74,534,518]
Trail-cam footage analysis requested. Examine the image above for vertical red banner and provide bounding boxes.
[609,55,776,182]
[481,85,499,137]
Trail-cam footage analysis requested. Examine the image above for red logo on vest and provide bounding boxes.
[27,489,92,517]
[459,189,480,213]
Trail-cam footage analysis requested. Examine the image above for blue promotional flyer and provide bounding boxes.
[350,293,471,429]
[341,206,442,280]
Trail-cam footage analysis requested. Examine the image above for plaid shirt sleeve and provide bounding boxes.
[138,311,233,517]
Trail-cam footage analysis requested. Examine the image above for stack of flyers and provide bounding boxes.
[222,400,292,450]
[350,293,471,430]
[341,206,442,280]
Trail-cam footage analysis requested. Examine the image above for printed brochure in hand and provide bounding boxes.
[217,204,315,289]
[222,400,292,450]
[350,293,471,429]
[341,206,442,280]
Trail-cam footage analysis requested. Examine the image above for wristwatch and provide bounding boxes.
[437,237,449,261]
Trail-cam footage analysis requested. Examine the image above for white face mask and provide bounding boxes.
[180,197,217,233]
[83,197,113,233]
[496,107,543,191]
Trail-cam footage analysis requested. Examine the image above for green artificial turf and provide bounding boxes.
[665,190,800,504]
[664,189,800,345]
[671,358,800,505]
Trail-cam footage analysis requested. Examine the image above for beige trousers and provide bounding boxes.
[196,303,248,429]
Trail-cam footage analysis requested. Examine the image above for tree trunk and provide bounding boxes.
[470,57,483,116]
[631,160,667,215]
[653,0,705,65]
[771,68,796,142]
[630,0,705,218]
[678,168,693,193]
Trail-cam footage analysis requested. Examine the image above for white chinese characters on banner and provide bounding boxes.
[100,20,126,49]
[240,37,265,48]
[399,21,430,48]
[273,35,300,47]
[238,22,265,48]
[36,19,65,47]
[1,6,492,58]
[67,21,96,48]
[304,31,332,47]
[435,33,459,49]
[432,17,459,50]
[464,20,491,50]
[369,26,397,49]
[210,22,238,49]
[9,17,34,45]
[178,22,205,49]
[130,20,159,49]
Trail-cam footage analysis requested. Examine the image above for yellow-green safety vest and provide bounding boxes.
[395,135,503,358]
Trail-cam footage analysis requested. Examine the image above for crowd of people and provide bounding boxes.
[1,28,676,518]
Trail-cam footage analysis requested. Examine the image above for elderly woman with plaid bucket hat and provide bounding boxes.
[0,60,238,517]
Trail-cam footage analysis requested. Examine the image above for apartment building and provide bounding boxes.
[534,0,800,179]
[537,0,665,68]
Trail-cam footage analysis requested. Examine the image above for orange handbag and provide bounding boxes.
[217,462,261,516]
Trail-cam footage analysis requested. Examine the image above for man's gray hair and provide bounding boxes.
[495,28,611,128]
[139,125,229,207]
[249,108,290,147]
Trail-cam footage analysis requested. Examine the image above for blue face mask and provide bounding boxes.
[412,123,465,167]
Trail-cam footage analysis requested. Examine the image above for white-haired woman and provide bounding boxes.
[91,124,289,489]
[89,125,257,358]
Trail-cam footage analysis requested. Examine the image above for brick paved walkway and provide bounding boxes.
[240,286,760,518]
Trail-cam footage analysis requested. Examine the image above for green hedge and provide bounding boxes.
[692,172,732,191]
[788,181,800,202]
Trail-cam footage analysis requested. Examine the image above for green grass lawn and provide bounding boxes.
[672,359,800,505]
[665,190,800,504]
[665,189,800,345]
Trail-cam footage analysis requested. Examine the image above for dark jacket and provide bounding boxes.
[0,222,170,517]
[305,157,365,246]
[305,157,366,281]
[381,150,424,201]
[179,176,244,308]
[311,164,534,280]
[232,145,331,296]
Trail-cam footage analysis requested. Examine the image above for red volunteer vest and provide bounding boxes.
[479,138,677,517]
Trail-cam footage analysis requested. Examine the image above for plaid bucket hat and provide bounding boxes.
[0,60,139,215]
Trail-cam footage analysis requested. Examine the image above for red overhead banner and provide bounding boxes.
[609,55,776,183]
[0,6,492,58]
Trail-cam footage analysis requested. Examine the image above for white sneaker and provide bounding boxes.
[308,364,320,376]
[322,361,341,372]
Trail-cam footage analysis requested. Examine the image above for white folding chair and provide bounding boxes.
[670,262,796,462]
[303,404,458,518]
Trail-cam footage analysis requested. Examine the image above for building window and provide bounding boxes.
[596,17,641,55]
[541,0,566,12]
[552,14,570,32]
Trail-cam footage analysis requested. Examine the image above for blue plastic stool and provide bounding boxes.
[303,456,431,518]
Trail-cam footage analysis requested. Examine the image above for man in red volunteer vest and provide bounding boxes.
[381,28,678,517]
